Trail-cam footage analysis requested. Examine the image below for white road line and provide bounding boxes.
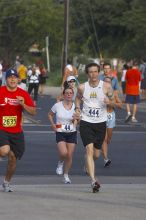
[23,124,146,127]
[24,130,146,134]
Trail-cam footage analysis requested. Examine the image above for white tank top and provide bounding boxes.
[51,101,76,132]
[81,81,107,123]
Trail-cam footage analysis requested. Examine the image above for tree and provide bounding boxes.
[0,0,64,65]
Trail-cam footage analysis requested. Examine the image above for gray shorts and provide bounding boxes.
[106,111,116,128]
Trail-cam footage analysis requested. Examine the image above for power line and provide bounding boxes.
[88,2,103,60]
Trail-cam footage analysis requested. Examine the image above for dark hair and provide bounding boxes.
[123,64,129,70]
[63,80,69,89]
[133,61,139,66]
[63,86,74,95]
[85,63,100,74]
[104,76,112,81]
[103,62,111,68]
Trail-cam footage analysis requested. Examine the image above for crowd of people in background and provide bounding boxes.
[0,56,47,106]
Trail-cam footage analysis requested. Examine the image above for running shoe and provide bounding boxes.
[131,118,138,123]
[56,161,64,175]
[2,182,13,192]
[91,181,101,193]
[125,114,132,123]
[63,174,71,184]
[104,159,112,167]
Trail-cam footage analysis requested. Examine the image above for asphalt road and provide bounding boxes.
[1,95,146,178]
[0,94,146,220]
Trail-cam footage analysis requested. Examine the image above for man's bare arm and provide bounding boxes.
[75,84,84,111]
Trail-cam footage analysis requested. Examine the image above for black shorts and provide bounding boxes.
[79,120,106,149]
[56,131,77,144]
[0,130,25,159]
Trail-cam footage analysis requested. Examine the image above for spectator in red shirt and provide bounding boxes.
[0,68,36,192]
[125,62,141,123]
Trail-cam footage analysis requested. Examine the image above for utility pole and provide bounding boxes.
[46,36,50,73]
[62,0,69,76]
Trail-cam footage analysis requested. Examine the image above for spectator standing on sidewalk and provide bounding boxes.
[17,60,28,86]
[121,64,129,100]
[0,68,36,192]
[27,65,40,105]
[125,62,141,123]
[48,86,78,184]
[139,59,146,99]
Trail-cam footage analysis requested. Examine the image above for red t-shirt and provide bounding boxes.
[125,69,141,95]
[0,86,35,133]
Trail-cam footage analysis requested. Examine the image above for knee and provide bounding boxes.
[66,154,73,161]
[0,145,10,156]
[8,151,17,165]
[61,152,68,158]
[86,146,94,157]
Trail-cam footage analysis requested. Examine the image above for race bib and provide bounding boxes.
[107,112,113,121]
[2,116,17,127]
[61,123,74,132]
[88,108,100,118]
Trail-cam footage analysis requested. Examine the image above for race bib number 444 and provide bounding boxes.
[88,108,100,118]
[2,116,17,127]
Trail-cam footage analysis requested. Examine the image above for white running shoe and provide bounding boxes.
[2,181,13,192]
[56,161,64,175]
[131,117,138,123]
[63,174,71,184]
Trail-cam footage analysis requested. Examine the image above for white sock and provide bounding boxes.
[64,174,68,178]
[128,112,131,115]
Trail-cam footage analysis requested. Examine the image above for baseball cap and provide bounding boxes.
[67,76,76,82]
[6,68,19,79]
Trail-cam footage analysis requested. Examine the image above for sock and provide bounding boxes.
[128,111,131,115]
[64,174,68,178]
[3,179,9,184]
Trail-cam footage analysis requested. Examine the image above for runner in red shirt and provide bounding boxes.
[0,68,36,192]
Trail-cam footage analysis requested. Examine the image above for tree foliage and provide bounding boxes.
[0,0,64,64]
[0,0,146,65]
[69,0,146,60]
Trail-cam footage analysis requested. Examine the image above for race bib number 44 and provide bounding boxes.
[2,116,17,127]
[62,123,74,132]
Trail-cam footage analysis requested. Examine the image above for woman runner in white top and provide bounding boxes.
[48,87,77,184]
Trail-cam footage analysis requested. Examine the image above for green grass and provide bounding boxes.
[46,69,62,86]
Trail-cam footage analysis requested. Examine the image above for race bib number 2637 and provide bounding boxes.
[2,116,17,127]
